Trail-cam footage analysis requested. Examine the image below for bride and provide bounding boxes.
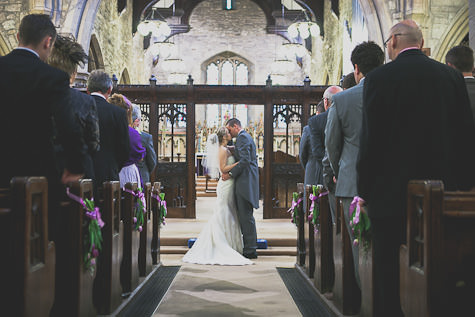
[182,127,253,265]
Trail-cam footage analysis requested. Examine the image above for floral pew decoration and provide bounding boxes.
[308,185,328,234]
[66,187,105,274]
[288,192,303,226]
[152,192,167,227]
[348,196,371,251]
[123,187,147,232]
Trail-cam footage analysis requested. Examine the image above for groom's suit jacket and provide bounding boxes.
[325,79,364,198]
[230,130,259,209]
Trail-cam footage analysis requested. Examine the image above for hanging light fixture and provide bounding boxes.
[137,7,171,39]
[287,21,320,39]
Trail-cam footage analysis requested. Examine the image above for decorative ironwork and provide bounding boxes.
[271,163,303,209]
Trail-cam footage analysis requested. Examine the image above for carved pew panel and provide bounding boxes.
[358,240,374,317]
[93,181,123,314]
[139,182,153,276]
[151,182,161,265]
[314,186,334,293]
[304,185,315,278]
[296,183,305,267]
[332,198,361,315]
[0,177,55,317]
[401,180,475,316]
[120,182,140,296]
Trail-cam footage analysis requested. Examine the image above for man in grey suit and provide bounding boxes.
[132,105,157,187]
[325,41,385,286]
[445,45,475,125]
[224,118,259,259]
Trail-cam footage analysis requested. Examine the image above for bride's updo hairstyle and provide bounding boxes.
[216,126,228,144]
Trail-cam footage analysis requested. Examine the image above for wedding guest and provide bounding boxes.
[87,70,130,193]
[357,20,475,316]
[341,72,357,90]
[132,104,157,187]
[108,94,145,187]
[48,34,100,180]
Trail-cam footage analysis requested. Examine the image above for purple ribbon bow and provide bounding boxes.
[288,198,303,213]
[66,187,104,228]
[123,188,146,211]
[349,196,364,225]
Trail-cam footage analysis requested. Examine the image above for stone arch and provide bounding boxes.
[357,0,386,46]
[88,34,104,71]
[202,51,254,85]
[120,68,131,84]
[432,5,468,62]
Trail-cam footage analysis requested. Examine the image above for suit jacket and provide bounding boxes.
[92,95,130,189]
[300,125,318,186]
[230,130,259,208]
[0,49,85,187]
[325,79,364,197]
[308,111,328,184]
[357,49,475,218]
[137,131,157,185]
[464,77,475,125]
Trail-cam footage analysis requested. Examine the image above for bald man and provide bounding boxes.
[357,20,475,316]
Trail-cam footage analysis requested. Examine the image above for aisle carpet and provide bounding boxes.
[153,264,301,316]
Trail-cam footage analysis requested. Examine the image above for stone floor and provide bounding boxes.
[153,197,303,316]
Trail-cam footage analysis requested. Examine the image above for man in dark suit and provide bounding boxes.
[86,70,130,194]
[308,86,342,221]
[48,35,100,180]
[357,20,475,316]
[445,45,475,125]
[0,14,85,188]
[132,105,157,187]
[224,118,259,259]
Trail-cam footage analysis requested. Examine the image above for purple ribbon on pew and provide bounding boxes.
[66,187,104,228]
[288,198,303,214]
[308,191,329,222]
[151,193,167,209]
[123,187,146,211]
[349,196,365,225]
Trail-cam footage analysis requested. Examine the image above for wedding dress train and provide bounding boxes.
[182,156,253,265]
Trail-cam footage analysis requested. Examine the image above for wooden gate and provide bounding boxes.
[113,76,325,218]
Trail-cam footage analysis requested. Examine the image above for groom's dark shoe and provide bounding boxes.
[244,252,258,259]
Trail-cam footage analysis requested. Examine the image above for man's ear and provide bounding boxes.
[107,85,113,95]
[44,36,53,50]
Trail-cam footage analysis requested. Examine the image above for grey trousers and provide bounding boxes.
[235,195,257,255]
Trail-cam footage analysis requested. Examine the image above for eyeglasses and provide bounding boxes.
[383,33,406,48]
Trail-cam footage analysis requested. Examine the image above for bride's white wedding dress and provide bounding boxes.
[182,155,253,265]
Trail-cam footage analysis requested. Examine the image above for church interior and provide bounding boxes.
[1,0,474,316]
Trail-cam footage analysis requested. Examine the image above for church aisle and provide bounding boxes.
[152,256,301,316]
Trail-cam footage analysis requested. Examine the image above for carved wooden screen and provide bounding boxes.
[114,78,325,219]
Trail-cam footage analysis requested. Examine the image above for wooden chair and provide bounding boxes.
[0,177,55,317]
[400,180,475,316]
[93,181,123,314]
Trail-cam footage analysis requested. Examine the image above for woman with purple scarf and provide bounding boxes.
[108,93,146,187]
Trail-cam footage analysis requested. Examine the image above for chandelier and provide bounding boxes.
[148,42,177,60]
[137,7,171,39]
[287,21,320,39]
[280,42,308,59]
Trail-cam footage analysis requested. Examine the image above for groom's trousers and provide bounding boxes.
[235,196,257,255]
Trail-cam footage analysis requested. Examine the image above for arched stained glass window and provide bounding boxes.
[236,63,248,85]
[207,63,219,85]
[221,61,234,85]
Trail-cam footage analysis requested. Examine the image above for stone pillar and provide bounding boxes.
[470,0,475,51]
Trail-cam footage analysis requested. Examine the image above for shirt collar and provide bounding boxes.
[464,76,475,79]
[15,47,39,58]
[91,92,107,100]
[399,47,420,55]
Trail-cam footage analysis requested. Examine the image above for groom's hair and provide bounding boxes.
[226,118,241,127]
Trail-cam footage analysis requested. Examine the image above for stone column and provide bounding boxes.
[470,0,475,50]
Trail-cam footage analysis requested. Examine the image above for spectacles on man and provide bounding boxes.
[383,33,406,48]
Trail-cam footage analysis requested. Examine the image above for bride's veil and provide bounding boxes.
[202,133,220,179]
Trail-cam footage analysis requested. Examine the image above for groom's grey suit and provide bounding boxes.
[230,129,259,257]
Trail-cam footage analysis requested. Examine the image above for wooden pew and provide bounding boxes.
[52,179,96,316]
[400,180,475,316]
[93,181,123,314]
[296,183,306,267]
[332,198,361,315]
[120,182,140,297]
[139,182,153,276]
[313,185,334,294]
[0,177,55,317]
[358,237,375,317]
[304,184,315,278]
[151,182,161,265]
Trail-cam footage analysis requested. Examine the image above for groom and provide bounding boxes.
[224,118,259,259]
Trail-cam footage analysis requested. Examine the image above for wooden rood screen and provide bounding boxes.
[114,77,325,218]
